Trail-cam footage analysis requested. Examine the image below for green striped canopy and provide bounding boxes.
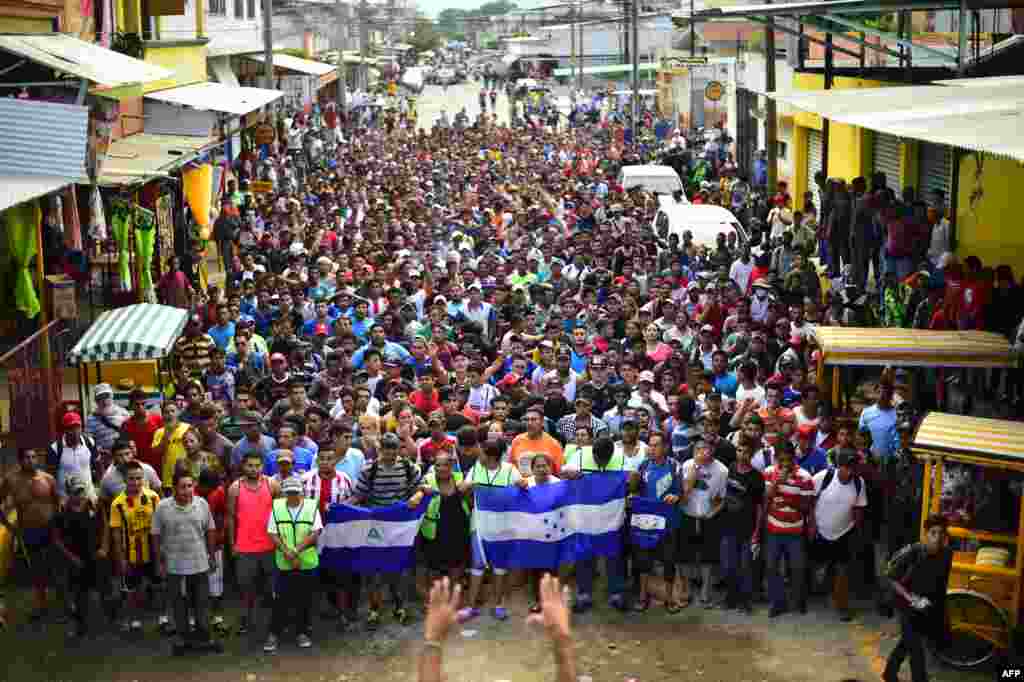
[69,304,188,365]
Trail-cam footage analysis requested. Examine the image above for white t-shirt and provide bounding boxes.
[680,459,729,519]
[735,383,765,409]
[729,259,754,292]
[812,469,868,541]
[614,441,649,471]
[526,474,561,488]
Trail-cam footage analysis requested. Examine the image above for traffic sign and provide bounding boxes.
[705,80,724,101]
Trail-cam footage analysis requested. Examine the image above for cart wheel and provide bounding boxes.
[934,589,1009,669]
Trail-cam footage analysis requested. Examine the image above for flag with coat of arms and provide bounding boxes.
[319,498,429,574]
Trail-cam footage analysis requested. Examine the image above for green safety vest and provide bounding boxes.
[272,498,319,571]
[580,449,626,472]
[420,470,469,540]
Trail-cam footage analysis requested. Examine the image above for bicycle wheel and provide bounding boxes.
[934,589,1009,669]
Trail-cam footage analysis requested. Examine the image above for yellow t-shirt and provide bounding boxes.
[153,423,190,488]
[109,488,161,565]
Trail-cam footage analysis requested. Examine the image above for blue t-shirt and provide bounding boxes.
[231,435,277,469]
[859,404,898,461]
[795,446,829,476]
[335,448,367,482]
[638,458,683,529]
[713,372,739,399]
[264,445,316,476]
[208,322,235,350]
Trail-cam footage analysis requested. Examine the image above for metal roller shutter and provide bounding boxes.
[919,142,952,208]
[872,132,902,194]
[807,128,823,211]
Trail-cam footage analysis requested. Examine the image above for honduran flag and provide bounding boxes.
[473,472,628,570]
[628,497,675,550]
[319,499,428,574]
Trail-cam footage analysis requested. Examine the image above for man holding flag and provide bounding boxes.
[561,435,638,613]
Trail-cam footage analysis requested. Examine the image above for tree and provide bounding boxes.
[437,8,468,36]
[408,15,442,54]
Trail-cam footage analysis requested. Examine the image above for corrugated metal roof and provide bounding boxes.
[145,82,283,116]
[552,62,659,77]
[0,175,70,212]
[812,327,1015,368]
[244,53,335,76]
[0,99,88,182]
[914,412,1024,464]
[98,133,219,186]
[0,33,173,89]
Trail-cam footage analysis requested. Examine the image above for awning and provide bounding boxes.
[552,62,659,77]
[145,82,283,116]
[0,33,172,91]
[244,53,335,77]
[0,99,89,183]
[691,0,1010,19]
[760,77,1024,161]
[0,176,71,212]
[914,412,1024,465]
[69,304,189,365]
[812,327,1015,368]
[98,133,219,186]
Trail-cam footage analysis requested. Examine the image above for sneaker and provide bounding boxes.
[839,609,852,622]
[120,620,132,633]
[263,634,278,653]
[608,595,628,612]
[130,620,143,632]
[394,607,410,626]
[456,607,480,623]
[769,605,787,618]
[188,616,196,631]
[366,609,380,631]
[572,597,593,614]
[297,633,312,649]
[493,606,509,621]
[237,616,249,635]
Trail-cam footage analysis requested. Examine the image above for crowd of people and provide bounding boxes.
[1,92,1006,679]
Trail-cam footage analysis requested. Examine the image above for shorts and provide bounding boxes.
[632,528,679,575]
[469,532,507,577]
[123,562,161,591]
[676,515,721,565]
[811,529,854,565]
[235,551,276,591]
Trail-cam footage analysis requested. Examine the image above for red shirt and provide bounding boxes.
[318,477,332,516]
[202,485,226,547]
[762,465,814,535]
[410,389,441,416]
[122,413,164,474]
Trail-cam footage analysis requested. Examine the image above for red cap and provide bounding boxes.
[496,372,521,389]
[62,411,82,428]
[314,322,329,336]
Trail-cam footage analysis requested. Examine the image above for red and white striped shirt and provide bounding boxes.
[762,465,814,535]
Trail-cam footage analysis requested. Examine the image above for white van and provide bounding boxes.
[653,200,747,247]
[617,165,685,195]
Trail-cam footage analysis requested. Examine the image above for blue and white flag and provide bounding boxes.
[628,497,674,550]
[319,499,428,574]
[474,472,628,570]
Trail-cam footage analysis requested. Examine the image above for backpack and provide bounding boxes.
[820,467,862,498]
[48,433,100,473]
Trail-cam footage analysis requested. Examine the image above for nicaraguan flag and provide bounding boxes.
[628,497,674,550]
[474,472,628,570]
[319,499,428,574]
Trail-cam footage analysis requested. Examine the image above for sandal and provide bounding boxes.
[665,601,682,614]
[632,595,651,612]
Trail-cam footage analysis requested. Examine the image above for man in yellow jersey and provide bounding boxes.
[153,401,190,494]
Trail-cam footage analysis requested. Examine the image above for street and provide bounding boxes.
[416,81,511,129]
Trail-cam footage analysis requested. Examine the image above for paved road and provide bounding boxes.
[416,81,511,129]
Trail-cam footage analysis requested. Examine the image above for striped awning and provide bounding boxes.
[69,304,188,364]
[914,412,1024,465]
[812,327,1014,368]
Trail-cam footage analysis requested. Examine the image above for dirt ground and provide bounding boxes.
[0,576,994,682]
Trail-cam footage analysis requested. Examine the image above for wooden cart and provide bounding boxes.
[913,412,1024,668]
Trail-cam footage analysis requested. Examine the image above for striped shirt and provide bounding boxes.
[762,465,814,535]
[354,459,422,507]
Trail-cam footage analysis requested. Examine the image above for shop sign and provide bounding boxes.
[251,180,274,194]
[254,124,275,145]
[705,81,724,101]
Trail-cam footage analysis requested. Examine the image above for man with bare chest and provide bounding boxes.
[1,448,59,620]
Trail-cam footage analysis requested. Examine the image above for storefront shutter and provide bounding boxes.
[807,128,824,212]
[918,142,952,208]
[872,132,902,194]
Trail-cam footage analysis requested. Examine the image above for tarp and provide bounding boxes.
[552,62,659,77]
[812,327,1015,368]
[914,412,1024,464]
[146,82,282,116]
[69,303,188,364]
[759,77,1024,161]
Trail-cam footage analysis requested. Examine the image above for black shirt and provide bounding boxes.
[53,507,99,563]
[722,464,765,540]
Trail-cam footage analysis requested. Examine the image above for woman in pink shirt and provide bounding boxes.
[157,256,193,309]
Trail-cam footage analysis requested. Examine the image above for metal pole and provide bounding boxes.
[577,1,584,91]
[631,0,639,145]
[765,1,777,192]
[690,0,695,57]
[336,0,347,113]
[957,0,968,74]
[262,0,274,91]
[571,4,576,87]
[361,0,369,90]
[823,31,833,181]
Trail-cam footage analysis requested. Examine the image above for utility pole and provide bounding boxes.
[570,3,576,87]
[360,0,369,90]
[262,0,274,92]
[765,0,777,192]
[577,1,583,90]
[690,0,695,57]
[631,0,639,145]
[336,0,347,113]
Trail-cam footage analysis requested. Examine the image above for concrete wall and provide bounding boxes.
[161,0,263,56]
[956,154,1024,275]
[142,43,209,91]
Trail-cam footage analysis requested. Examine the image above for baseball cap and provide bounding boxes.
[314,322,329,336]
[638,370,655,384]
[281,476,303,495]
[497,372,522,389]
[700,324,714,333]
[93,383,114,399]
[62,411,83,428]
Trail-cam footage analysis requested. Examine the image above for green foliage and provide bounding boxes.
[483,38,499,49]
[408,16,442,54]
[437,0,518,34]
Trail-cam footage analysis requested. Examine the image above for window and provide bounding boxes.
[247,0,256,18]
[209,0,226,15]
[776,140,788,161]
[234,0,243,18]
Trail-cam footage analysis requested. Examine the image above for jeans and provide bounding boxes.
[885,610,929,682]
[765,533,806,610]
[167,573,210,642]
[720,534,753,606]
[271,569,315,636]
[366,570,409,609]
[576,554,626,599]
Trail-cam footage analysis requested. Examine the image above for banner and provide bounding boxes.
[474,472,628,570]
[319,498,429,574]
[628,497,674,550]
